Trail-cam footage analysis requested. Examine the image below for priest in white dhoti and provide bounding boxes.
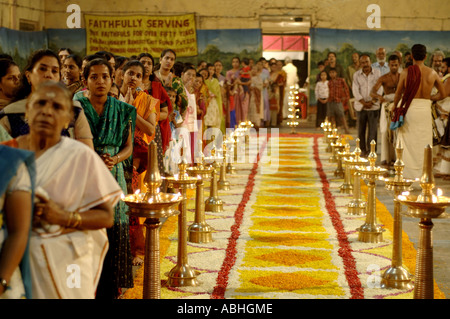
[391,44,446,180]
[394,98,433,179]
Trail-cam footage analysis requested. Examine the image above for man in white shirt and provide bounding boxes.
[353,54,382,156]
[372,48,390,76]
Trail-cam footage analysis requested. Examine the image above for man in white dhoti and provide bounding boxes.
[282,57,299,119]
[391,44,446,180]
[371,54,401,166]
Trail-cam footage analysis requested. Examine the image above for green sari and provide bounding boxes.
[76,95,136,297]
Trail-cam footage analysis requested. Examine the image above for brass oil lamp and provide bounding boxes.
[186,139,215,243]
[122,141,182,299]
[164,141,199,287]
[346,138,369,215]
[381,140,414,290]
[397,145,450,299]
[355,140,387,243]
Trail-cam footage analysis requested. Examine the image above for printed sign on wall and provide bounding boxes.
[84,14,197,57]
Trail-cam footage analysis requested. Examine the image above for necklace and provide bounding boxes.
[157,70,171,86]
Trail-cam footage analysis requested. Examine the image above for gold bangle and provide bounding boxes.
[76,213,82,228]
[71,212,82,229]
[66,211,74,227]
[116,154,120,164]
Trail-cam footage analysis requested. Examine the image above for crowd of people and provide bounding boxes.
[314,45,449,179]
[1,42,447,299]
[0,47,301,299]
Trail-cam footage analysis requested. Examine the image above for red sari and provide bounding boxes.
[145,80,173,153]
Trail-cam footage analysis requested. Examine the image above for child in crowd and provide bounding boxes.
[315,70,329,129]
[316,61,325,83]
[165,86,183,138]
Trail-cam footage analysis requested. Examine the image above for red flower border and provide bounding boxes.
[211,137,268,299]
[312,135,365,299]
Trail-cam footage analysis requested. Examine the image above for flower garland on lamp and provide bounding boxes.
[286,84,301,134]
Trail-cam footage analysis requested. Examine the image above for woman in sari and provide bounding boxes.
[226,57,248,128]
[62,54,83,96]
[113,56,129,89]
[0,49,93,149]
[74,58,136,299]
[202,65,223,133]
[138,53,173,157]
[180,65,198,163]
[3,81,120,299]
[259,58,271,127]
[214,60,228,130]
[193,72,207,136]
[248,61,264,129]
[119,60,158,185]
[0,145,34,299]
[118,60,159,265]
[268,60,283,127]
[0,58,20,110]
[154,49,188,119]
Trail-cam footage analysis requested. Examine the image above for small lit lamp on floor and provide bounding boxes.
[286,85,301,134]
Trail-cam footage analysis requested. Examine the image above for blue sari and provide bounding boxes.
[0,145,35,299]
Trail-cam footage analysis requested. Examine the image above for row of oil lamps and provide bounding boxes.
[121,121,254,299]
[321,118,449,299]
[286,85,302,134]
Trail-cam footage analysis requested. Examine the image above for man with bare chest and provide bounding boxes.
[371,55,401,165]
[391,44,446,179]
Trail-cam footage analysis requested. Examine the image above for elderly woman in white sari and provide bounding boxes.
[6,81,122,299]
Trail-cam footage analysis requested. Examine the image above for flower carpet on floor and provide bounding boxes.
[123,133,445,299]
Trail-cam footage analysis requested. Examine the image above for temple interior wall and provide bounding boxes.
[1,0,449,31]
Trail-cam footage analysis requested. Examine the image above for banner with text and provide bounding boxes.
[84,14,197,57]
